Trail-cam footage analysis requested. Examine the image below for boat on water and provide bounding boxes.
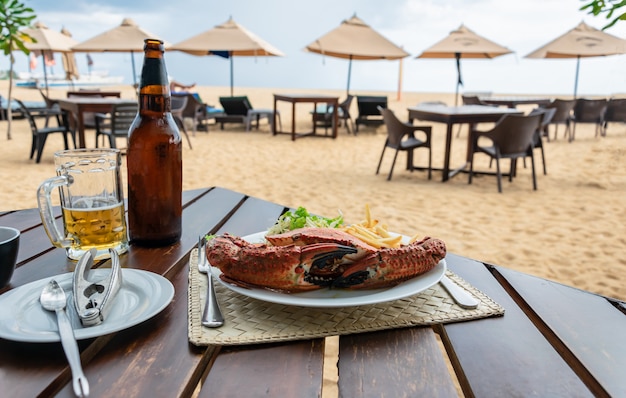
[15,70,124,89]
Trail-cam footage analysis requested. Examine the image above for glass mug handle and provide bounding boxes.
[37,175,73,249]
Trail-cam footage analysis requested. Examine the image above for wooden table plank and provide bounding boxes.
[339,328,458,398]
[442,253,594,397]
[203,340,325,398]
[497,266,626,397]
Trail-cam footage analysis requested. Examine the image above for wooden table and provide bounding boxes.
[56,98,136,148]
[480,96,552,108]
[273,94,339,141]
[66,91,121,98]
[408,104,523,182]
[1,186,625,397]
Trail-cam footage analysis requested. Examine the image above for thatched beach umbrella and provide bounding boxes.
[304,14,409,95]
[72,18,169,87]
[417,24,512,105]
[525,21,626,98]
[21,21,78,94]
[170,17,284,96]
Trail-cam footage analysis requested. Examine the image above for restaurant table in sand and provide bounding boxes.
[56,97,136,148]
[273,93,339,141]
[0,186,624,396]
[408,104,523,182]
[479,95,552,108]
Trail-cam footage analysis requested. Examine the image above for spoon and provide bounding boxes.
[40,279,90,397]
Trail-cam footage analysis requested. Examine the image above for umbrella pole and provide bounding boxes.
[41,53,49,96]
[455,52,462,107]
[131,50,137,88]
[230,53,234,97]
[397,58,403,101]
[574,55,580,99]
[347,55,353,96]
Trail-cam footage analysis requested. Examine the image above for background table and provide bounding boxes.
[480,96,552,108]
[56,97,136,148]
[408,104,523,182]
[66,91,121,98]
[1,186,625,397]
[273,94,339,141]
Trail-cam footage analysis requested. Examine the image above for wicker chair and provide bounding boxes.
[468,113,542,193]
[377,106,432,181]
[569,98,607,142]
[542,99,576,142]
[527,107,556,175]
[602,98,626,136]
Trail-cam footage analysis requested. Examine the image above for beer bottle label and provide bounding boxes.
[140,57,168,87]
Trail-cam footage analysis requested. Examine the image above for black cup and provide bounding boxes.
[0,227,20,288]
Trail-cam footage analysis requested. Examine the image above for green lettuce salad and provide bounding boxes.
[266,206,343,235]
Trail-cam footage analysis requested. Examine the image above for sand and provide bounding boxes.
[1,82,625,304]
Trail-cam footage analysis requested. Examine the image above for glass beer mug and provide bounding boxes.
[37,149,129,260]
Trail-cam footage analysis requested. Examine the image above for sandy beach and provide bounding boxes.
[1,82,625,304]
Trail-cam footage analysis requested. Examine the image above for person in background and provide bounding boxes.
[169,80,196,93]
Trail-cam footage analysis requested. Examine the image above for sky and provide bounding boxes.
[6,0,626,97]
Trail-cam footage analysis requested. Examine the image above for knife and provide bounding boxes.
[440,275,479,309]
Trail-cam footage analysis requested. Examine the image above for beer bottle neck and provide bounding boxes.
[138,40,170,113]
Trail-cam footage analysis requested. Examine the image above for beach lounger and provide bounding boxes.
[215,96,281,131]
[355,95,387,133]
[171,92,223,133]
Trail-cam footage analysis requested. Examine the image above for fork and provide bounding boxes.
[197,235,224,327]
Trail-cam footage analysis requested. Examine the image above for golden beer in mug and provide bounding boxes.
[61,199,127,253]
[38,149,129,260]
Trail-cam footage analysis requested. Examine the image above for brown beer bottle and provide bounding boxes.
[127,39,182,246]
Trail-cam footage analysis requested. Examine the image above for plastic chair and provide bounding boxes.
[468,113,542,193]
[15,99,73,163]
[170,95,193,149]
[94,103,137,149]
[377,106,432,181]
[311,95,354,134]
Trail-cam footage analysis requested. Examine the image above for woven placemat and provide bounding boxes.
[187,249,504,346]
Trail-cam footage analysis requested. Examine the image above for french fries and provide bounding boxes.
[341,204,406,249]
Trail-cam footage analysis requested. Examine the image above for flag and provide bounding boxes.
[44,51,56,66]
[29,53,37,71]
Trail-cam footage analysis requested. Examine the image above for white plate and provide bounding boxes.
[0,269,174,343]
[210,231,446,308]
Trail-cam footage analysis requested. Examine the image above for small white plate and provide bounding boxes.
[0,269,174,343]
[210,231,446,308]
